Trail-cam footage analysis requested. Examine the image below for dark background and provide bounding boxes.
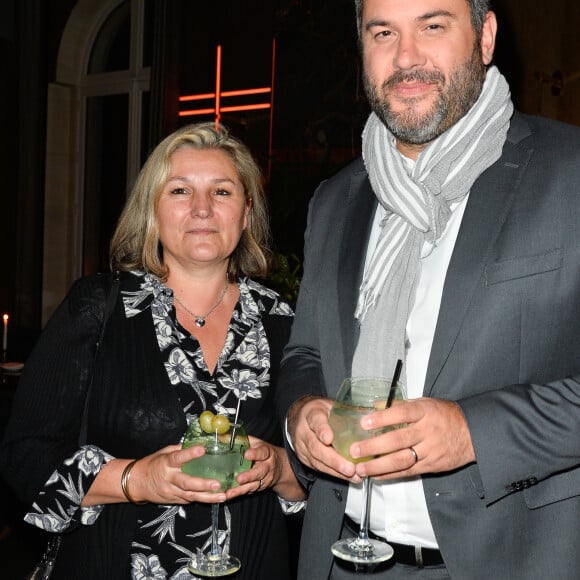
[1,0,579,356]
[0,0,579,575]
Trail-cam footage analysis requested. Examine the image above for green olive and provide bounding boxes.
[212,414,231,435]
[199,411,215,434]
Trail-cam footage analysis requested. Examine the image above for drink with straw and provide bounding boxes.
[182,411,252,577]
[182,412,251,490]
[328,361,405,565]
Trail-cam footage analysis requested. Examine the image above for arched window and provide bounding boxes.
[43,0,151,322]
[81,0,151,274]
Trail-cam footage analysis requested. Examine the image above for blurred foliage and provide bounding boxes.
[267,251,302,304]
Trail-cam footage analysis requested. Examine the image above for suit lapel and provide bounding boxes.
[424,119,534,394]
[337,171,377,379]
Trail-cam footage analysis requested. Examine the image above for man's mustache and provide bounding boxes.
[383,69,445,90]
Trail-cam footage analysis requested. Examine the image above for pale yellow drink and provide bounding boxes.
[329,382,405,463]
[329,403,381,463]
[328,376,405,566]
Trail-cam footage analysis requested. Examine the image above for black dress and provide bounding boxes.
[0,271,299,579]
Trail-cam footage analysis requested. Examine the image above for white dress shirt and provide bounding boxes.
[345,158,469,548]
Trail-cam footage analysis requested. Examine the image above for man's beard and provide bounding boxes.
[364,44,486,145]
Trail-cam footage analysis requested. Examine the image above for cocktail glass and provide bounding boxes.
[328,377,406,565]
[182,415,251,577]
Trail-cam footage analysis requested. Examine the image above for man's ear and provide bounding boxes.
[480,11,497,65]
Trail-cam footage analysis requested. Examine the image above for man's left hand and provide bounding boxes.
[351,398,476,479]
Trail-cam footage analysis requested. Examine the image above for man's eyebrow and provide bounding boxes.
[417,10,454,21]
[365,19,391,31]
[365,10,455,31]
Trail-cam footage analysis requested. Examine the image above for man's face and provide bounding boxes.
[361,0,495,156]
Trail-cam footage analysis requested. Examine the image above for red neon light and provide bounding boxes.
[215,45,222,126]
[179,92,216,102]
[179,103,271,118]
[179,88,271,103]
[268,37,276,178]
[221,103,271,113]
[222,87,271,97]
[178,108,217,117]
[178,41,276,157]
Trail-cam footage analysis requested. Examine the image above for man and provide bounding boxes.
[276,0,580,578]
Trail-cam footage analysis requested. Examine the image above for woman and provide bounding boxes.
[0,123,305,579]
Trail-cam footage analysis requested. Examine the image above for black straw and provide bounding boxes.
[386,359,403,408]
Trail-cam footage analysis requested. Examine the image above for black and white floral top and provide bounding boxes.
[23,271,295,579]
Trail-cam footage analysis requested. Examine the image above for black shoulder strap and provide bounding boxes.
[78,272,121,445]
[95,271,121,349]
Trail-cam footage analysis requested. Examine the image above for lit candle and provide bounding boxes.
[2,314,7,353]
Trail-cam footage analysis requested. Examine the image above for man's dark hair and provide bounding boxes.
[354,0,492,41]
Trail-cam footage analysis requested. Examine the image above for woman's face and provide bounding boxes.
[157,146,250,274]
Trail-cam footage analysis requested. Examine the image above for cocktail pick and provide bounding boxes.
[229,396,243,450]
[386,359,403,408]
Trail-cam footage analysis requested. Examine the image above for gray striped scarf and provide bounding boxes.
[352,66,513,381]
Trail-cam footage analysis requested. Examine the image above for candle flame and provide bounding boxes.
[2,314,7,323]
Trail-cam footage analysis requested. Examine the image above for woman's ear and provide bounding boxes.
[243,197,253,229]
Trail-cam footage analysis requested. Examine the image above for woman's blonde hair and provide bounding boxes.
[110,122,271,281]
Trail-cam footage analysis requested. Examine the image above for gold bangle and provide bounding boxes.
[121,459,147,505]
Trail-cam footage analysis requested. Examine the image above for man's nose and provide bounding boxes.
[393,34,426,70]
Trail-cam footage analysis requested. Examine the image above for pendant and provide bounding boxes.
[195,317,206,328]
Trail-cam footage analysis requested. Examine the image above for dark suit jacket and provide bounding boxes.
[276,112,580,579]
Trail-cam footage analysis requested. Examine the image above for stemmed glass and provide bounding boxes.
[328,376,406,565]
[182,412,252,577]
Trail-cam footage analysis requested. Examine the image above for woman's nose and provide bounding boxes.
[190,192,212,218]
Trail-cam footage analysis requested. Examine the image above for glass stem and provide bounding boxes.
[209,503,221,557]
[358,476,372,543]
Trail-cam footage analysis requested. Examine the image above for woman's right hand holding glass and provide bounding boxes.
[125,444,229,505]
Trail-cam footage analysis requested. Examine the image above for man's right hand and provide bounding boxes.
[287,395,360,482]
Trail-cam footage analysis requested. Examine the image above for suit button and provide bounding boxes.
[333,488,343,502]
[505,484,515,493]
[529,477,538,485]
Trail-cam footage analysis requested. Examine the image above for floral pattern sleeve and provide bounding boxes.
[23,445,114,532]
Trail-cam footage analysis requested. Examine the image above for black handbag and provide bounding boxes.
[26,534,62,580]
[25,273,120,580]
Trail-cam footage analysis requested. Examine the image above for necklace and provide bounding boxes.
[173,277,229,328]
